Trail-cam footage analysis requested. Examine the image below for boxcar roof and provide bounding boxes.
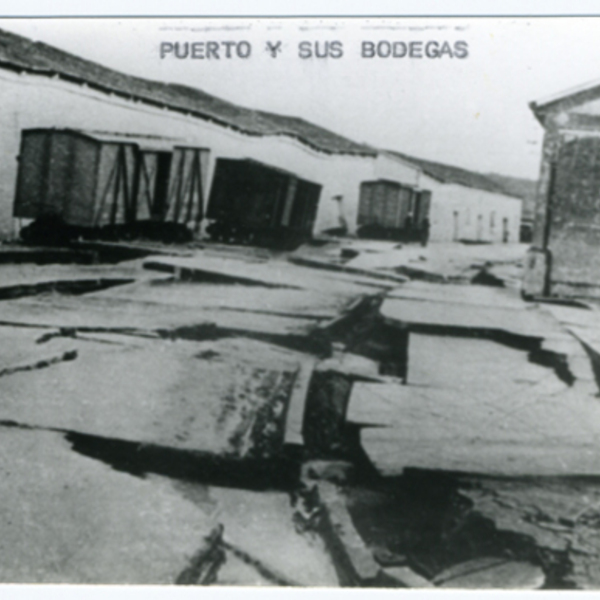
[23,127,185,152]
[361,178,409,188]
[219,156,319,185]
[0,27,375,157]
[75,129,183,152]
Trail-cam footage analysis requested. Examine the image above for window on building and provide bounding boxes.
[465,208,471,225]
[490,211,496,231]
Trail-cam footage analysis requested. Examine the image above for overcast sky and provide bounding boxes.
[2,16,600,181]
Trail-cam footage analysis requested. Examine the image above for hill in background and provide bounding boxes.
[485,173,537,221]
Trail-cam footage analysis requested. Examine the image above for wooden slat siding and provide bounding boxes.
[292,180,321,234]
[398,186,411,228]
[94,146,119,227]
[121,145,137,223]
[14,131,51,219]
[359,183,369,225]
[65,135,99,227]
[109,146,123,226]
[128,148,141,224]
[190,150,204,226]
[176,150,192,224]
[140,152,157,219]
[46,132,73,219]
[419,190,432,226]
[280,177,297,227]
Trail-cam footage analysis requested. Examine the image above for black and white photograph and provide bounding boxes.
[0,11,600,590]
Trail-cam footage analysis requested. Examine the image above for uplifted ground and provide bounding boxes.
[0,239,599,588]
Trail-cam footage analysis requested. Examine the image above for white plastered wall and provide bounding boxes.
[423,174,522,243]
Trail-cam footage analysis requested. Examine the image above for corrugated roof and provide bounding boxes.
[0,27,375,157]
[384,149,515,196]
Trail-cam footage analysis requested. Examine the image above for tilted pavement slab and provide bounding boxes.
[0,427,213,583]
[0,335,302,457]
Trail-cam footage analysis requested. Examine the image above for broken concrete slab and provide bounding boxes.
[0,427,215,583]
[432,557,545,589]
[0,292,322,342]
[145,255,303,289]
[144,252,394,294]
[387,280,529,309]
[381,295,561,340]
[345,242,528,283]
[406,333,565,391]
[204,485,338,587]
[0,336,300,458]
[284,359,317,446]
[315,481,381,585]
[354,373,600,476]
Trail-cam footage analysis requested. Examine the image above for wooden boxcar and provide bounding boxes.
[14,128,209,241]
[357,179,431,241]
[206,158,322,248]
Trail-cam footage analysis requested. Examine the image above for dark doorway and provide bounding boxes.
[152,152,172,219]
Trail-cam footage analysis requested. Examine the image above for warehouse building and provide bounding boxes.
[0,27,521,247]
[384,151,522,244]
[524,80,600,299]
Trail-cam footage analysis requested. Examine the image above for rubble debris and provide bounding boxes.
[456,477,600,589]
[301,460,355,486]
[372,547,408,567]
[317,294,409,380]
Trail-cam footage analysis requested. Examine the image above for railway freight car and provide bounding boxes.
[14,128,209,243]
[357,179,431,242]
[206,158,322,249]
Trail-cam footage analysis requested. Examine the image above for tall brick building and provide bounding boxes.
[525,81,600,298]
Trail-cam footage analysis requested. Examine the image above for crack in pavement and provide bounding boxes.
[0,350,78,378]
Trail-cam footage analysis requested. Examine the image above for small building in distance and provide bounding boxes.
[484,173,538,243]
[525,80,600,299]
[383,151,523,244]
